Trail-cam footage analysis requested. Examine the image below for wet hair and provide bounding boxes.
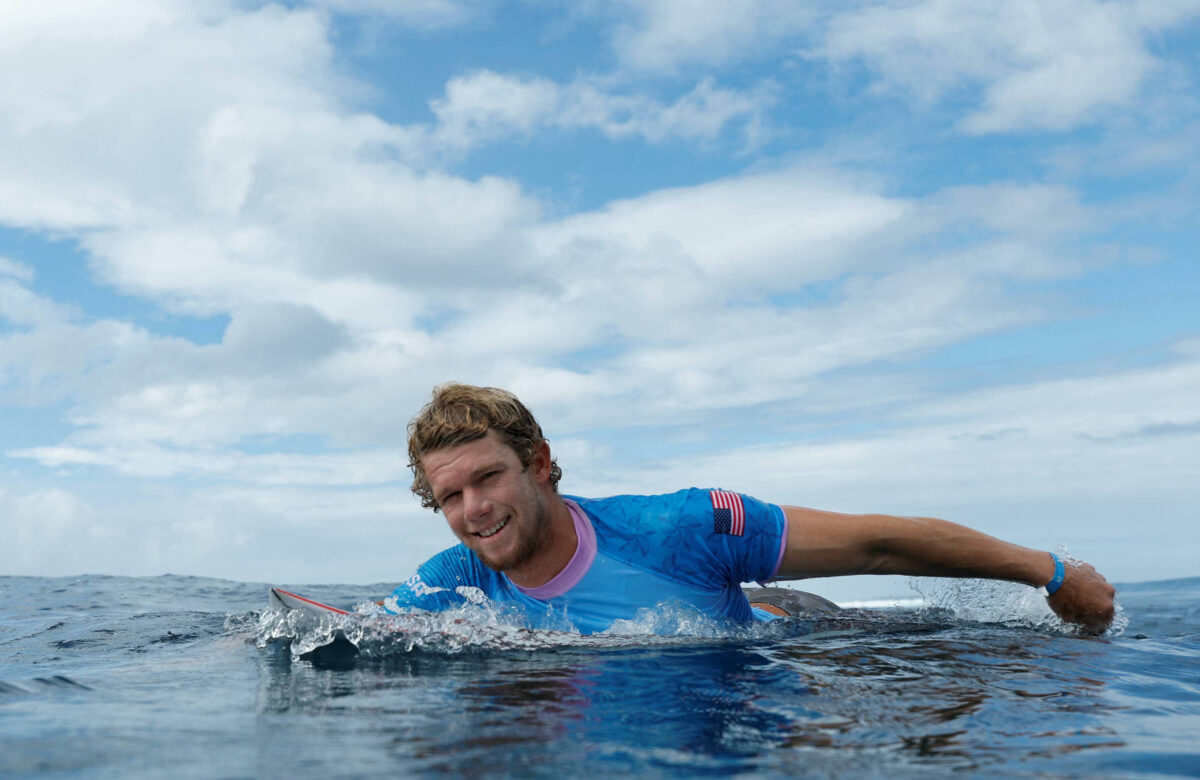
[407,383,562,510]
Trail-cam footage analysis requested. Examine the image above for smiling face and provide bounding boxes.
[422,429,559,579]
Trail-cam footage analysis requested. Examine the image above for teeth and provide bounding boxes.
[476,518,508,538]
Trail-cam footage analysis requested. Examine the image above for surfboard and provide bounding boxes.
[267,587,362,665]
[268,587,352,617]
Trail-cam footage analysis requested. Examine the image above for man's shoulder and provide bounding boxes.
[420,543,505,585]
[566,488,704,513]
[567,488,769,518]
[566,488,784,552]
[565,488,730,539]
[564,488,785,586]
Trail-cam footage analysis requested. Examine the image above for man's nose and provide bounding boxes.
[462,487,490,520]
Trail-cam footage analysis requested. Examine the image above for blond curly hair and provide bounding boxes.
[407,383,562,510]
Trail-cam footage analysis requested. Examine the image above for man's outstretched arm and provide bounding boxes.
[776,506,1116,632]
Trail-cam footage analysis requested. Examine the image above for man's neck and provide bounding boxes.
[505,495,577,590]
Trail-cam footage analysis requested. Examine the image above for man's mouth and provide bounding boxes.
[475,518,509,539]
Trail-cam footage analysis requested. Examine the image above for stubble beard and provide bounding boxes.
[472,498,550,575]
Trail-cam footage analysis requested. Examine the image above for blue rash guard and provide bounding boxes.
[384,488,789,634]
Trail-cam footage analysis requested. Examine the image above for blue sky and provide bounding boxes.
[1,0,1198,600]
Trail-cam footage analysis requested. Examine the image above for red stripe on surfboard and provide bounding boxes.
[273,588,350,615]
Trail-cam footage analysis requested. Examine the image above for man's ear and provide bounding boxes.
[529,440,553,483]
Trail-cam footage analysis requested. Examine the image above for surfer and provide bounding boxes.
[384,383,1115,633]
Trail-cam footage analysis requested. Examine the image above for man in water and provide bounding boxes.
[384,383,1115,634]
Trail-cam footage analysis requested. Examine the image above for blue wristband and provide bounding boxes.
[1043,553,1066,596]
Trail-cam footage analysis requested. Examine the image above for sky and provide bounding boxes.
[1,0,1198,601]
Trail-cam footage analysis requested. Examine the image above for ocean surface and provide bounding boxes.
[1,574,1197,779]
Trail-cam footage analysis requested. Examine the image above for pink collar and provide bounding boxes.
[512,498,596,600]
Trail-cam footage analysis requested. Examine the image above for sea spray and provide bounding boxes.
[907,546,1127,636]
[254,597,813,659]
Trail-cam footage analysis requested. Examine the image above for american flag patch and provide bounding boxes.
[711,489,745,536]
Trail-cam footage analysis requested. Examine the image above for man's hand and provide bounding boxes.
[1046,560,1116,634]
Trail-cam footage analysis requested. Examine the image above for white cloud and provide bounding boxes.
[0,257,34,282]
[562,349,1200,584]
[13,441,401,485]
[429,70,772,152]
[924,183,1092,240]
[2,73,1111,494]
[0,276,151,404]
[593,0,1200,133]
[0,2,344,231]
[534,168,908,291]
[0,273,411,454]
[1,264,70,332]
[494,172,1107,433]
[0,1,543,317]
[0,0,197,45]
[10,346,1197,584]
[607,0,814,72]
[1,0,1193,591]
[5,0,1077,488]
[0,481,447,583]
[651,349,1200,509]
[431,69,561,145]
[307,0,485,30]
[2,485,99,573]
[818,0,1200,133]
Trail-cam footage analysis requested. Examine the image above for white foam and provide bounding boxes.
[839,597,924,610]
[906,545,1128,636]
[255,597,805,659]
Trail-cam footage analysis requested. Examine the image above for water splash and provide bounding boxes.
[254,550,1130,661]
[907,546,1127,637]
[253,598,807,659]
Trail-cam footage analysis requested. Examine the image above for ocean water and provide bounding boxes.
[1,574,1197,779]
